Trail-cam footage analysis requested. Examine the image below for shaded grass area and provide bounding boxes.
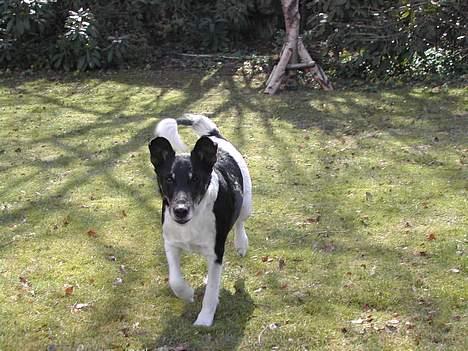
[0,69,467,350]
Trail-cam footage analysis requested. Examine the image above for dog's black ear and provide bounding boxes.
[149,137,175,171]
[191,136,218,171]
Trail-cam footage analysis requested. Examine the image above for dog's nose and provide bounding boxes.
[173,205,189,219]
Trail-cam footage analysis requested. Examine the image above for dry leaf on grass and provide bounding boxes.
[64,284,74,296]
[426,232,437,241]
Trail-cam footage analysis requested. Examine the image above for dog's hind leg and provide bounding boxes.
[165,243,194,303]
[194,259,222,327]
[234,220,249,257]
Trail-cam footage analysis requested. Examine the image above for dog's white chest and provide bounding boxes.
[163,207,217,257]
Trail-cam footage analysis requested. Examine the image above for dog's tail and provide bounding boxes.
[154,118,188,152]
[177,113,223,139]
[155,114,222,152]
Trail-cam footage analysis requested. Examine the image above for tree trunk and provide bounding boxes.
[297,38,333,91]
[264,0,333,95]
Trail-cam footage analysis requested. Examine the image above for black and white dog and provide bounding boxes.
[148,114,252,327]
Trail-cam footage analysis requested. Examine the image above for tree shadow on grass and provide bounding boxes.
[151,279,254,351]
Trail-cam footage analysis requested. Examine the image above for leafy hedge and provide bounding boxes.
[0,0,466,79]
[303,0,468,79]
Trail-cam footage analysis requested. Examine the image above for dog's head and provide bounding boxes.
[149,136,218,224]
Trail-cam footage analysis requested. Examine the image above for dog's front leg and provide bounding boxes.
[193,258,222,327]
[165,243,194,302]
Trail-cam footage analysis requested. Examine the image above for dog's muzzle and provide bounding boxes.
[172,203,191,224]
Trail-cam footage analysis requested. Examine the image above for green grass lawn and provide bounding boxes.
[0,69,466,351]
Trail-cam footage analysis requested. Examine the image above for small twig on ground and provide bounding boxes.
[258,323,279,345]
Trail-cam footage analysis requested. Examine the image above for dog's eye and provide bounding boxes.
[165,176,174,183]
[191,175,199,183]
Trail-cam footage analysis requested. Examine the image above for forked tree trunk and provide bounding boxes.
[264,0,333,95]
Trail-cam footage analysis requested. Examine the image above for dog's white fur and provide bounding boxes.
[155,115,251,326]
[155,118,187,152]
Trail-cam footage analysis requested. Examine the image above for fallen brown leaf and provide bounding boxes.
[64,285,74,296]
[306,215,321,224]
[87,229,97,238]
[426,232,436,241]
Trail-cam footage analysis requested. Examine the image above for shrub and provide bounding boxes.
[104,34,129,67]
[408,47,465,78]
[303,0,468,79]
[51,8,101,71]
[0,0,57,67]
[0,0,466,79]
[197,15,229,51]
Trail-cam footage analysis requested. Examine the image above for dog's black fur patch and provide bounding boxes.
[212,150,244,263]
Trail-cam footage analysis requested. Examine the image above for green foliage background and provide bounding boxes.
[0,0,467,78]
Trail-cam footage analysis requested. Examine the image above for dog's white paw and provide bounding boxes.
[193,311,214,327]
[236,245,248,257]
[170,280,194,303]
[234,233,248,257]
[176,286,194,303]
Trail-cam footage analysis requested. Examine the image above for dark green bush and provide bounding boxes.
[302,0,468,79]
[0,0,57,68]
[51,8,101,71]
[0,0,466,79]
